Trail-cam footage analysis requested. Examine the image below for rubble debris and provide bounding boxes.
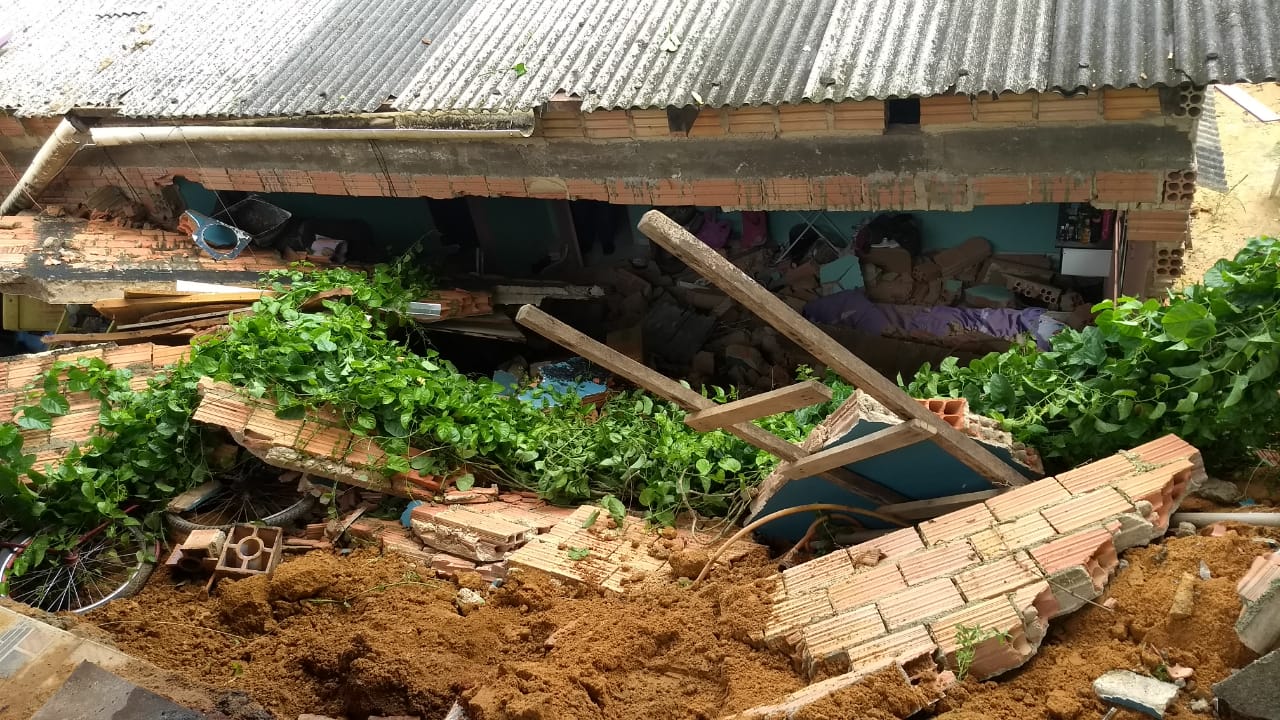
[1213,648,1280,720]
[1190,475,1243,505]
[212,525,283,585]
[410,505,536,562]
[1235,549,1280,654]
[751,435,1202,714]
[165,528,227,574]
[1093,670,1179,718]
[455,588,486,615]
[1169,572,1196,620]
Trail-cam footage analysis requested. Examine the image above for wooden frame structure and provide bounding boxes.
[515,209,1030,514]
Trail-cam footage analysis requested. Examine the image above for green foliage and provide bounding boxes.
[2,253,848,581]
[566,547,590,561]
[953,624,1011,681]
[909,236,1280,467]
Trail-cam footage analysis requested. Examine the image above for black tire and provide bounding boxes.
[164,492,317,533]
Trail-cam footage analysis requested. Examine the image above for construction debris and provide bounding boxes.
[164,528,227,574]
[1213,648,1280,720]
[1236,549,1280,654]
[741,435,1202,715]
[1093,670,1179,718]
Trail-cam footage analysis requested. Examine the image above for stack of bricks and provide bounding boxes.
[740,434,1204,718]
[1235,549,1280,654]
[506,506,671,592]
[1,343,190,471]
[191,378,448,500]
[0,216,288,299]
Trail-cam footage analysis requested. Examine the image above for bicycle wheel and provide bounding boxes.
[165,460,317,532]
[0,523,156,614]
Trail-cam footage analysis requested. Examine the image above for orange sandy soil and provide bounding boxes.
[61,524,1278,720]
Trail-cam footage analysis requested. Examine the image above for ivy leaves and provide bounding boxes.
[909,235,1280,467]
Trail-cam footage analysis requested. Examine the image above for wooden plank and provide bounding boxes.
[124,289,190,299]
[515,305,803,462]
[875,489,1004,522]
[1216,85,1280,123]
[134,303,251,324]
[776,421,934,480]
[516,305,907,505]
[42,318,223,345]
[637,210,1031,488]
[118,309,251,331]
[685,380,832,431]
[93,292,267,324]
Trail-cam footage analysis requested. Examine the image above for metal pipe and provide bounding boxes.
[0,117,89,215]
[89,124,530,146]
[1171,512,1280,527]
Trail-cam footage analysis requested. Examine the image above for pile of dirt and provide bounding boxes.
[937,525,1278,720]
[82,546,802,720]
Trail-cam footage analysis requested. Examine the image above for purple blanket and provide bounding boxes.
[804,290,1059,349]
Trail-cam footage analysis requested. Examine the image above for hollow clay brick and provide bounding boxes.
[846,527,926,560]
[930,597,1034,680]
[763,589,837,649]
[1111,459,1195,532]
[954,551,1046,603]
[984,477,1072,521]
[993,512,1056,550]
[919,503,996,546]
[783,549,854,596]
[1029,527,1118,615]
[897,540,982,585]
[827,562,909,613]
[800,603,888,676]
[877,577,965,630]
[1041,486,1136,535]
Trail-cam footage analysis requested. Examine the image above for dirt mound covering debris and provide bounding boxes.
[937,525,1278,720]
[83,546,802,719]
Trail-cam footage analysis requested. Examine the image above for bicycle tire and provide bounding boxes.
[0,524,157,614]
[164,493,318,534]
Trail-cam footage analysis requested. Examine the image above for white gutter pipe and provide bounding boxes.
[88,124,530,146]
[0,117,89,215]
[1171,512,1280,527]
[1,118,533,215]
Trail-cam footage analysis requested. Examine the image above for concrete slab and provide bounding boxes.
[0,604,213,720]
[1214,648,1280,720]
[29,661,204,720]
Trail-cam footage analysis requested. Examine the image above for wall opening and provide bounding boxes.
[887,98,921,125]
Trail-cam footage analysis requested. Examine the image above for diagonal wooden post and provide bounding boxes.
[637,210,1030,488]
[515,305,907,505]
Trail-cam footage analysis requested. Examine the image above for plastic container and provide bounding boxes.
[211,197,291,247]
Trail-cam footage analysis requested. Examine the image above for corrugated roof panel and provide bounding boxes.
[1173,0,1280,85]
[0,0,1276,118]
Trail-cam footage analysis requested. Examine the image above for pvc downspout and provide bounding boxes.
[1170,512,1280,527]
[89,124,530,146]
[0,117,88,215]
[1,119,532,215]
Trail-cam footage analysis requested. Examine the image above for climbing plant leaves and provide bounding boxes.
[909,236,1280,467]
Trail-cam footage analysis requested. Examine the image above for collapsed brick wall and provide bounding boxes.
[736,434,1204,718]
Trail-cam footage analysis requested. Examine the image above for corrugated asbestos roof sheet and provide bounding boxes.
[0,0,1276,118]
[0,0,467,117]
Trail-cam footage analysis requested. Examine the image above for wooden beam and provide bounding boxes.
[515,305,805,462]
[1216,85,1280,123]
[684,380,831,431]
[875,489,1004,522]
[637,210,1030,488]
[776,421,935,480]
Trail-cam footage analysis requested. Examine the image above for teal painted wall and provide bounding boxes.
[175,179,435,256]
[473,197,561,275]
[625,204,1060,256]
